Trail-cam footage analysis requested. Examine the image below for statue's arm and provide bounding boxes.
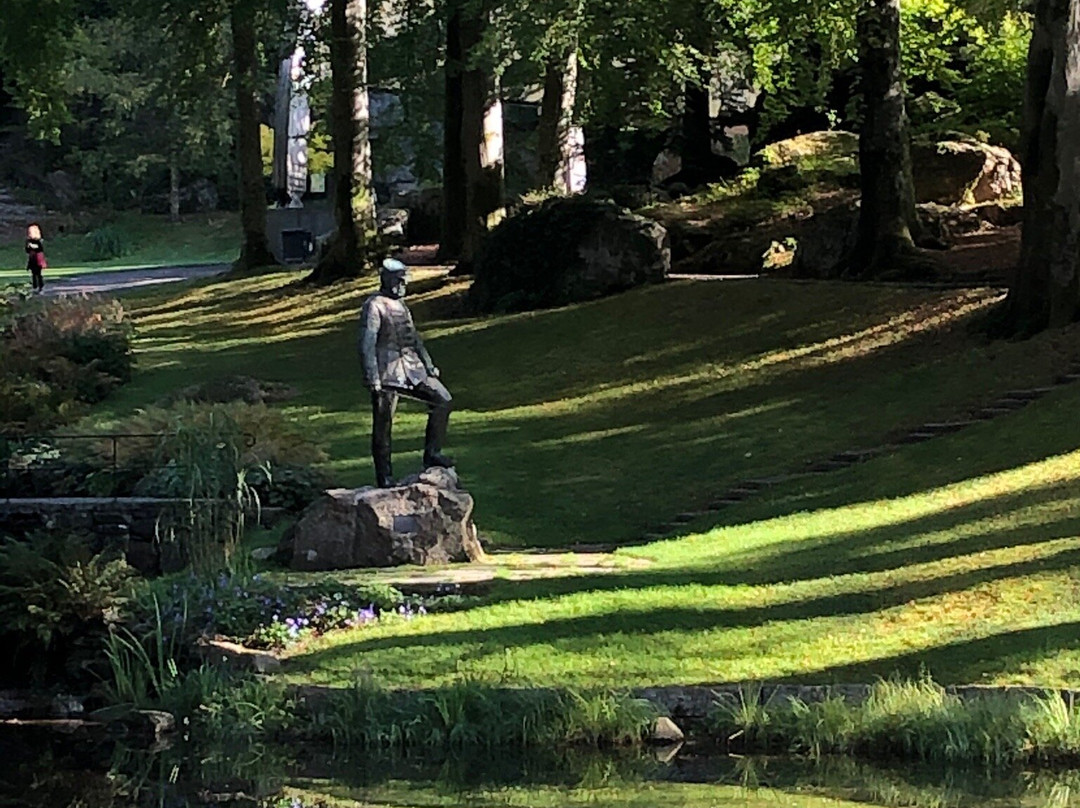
[416,335,438,376]
[358,303,382,390]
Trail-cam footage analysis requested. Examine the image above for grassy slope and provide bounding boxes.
[0,212,239,278]
[102,271,1080,689]
[107,271,1075,549]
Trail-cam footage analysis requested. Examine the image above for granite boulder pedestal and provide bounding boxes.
[281,467,485,571]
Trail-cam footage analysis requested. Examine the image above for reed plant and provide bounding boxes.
[102,595,183,709]
[147,409,265,573]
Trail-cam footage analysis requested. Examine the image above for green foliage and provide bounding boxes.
[103,596,183,709]
[83,400,328,513]
[148,411,264,572]
[83,225,129,261]
[0,530,133,686]
[91,402,325,472]
[902,0,1030,147]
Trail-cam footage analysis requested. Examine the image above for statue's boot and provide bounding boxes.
[375,453,396,488]
[423,407,454,469]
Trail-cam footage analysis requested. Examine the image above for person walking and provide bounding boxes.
[25,223,46,293]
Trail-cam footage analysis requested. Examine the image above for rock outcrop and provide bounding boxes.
[470,197,670,312]
[284,467,485,571]
[912,140,1022,205]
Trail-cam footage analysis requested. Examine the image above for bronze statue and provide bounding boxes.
[359,259,454,488]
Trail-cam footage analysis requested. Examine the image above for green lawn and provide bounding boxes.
[0,211,238,278]
[95,270,1080,690]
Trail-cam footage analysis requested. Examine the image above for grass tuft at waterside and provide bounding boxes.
[711,676,1080,766]
[301,680,659,751]
[113,666,660,751]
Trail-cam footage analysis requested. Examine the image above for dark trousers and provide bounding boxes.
[371,377,453,487]
[29,267,44,292]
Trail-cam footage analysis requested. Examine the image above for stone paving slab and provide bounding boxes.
[277,551,652,590]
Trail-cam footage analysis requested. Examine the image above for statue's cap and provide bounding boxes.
[381,258,408,277]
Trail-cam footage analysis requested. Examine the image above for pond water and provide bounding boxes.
[5,728,1080,808]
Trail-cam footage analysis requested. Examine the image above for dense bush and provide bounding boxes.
[0,296,134,431]
[88,401,331,518]
[0,530,133,686]
[83,225,130,260]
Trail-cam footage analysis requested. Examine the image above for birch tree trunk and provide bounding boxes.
[537,47,579,194]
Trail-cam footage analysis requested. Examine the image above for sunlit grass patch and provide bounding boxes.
[0,212,240,275]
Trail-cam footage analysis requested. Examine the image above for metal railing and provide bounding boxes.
[1,431,257,502]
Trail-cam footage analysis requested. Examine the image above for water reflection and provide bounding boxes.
[3,727,1080,808]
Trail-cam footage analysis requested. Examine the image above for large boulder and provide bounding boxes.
[285,467,485,571]
[912,140,1022,205]
[471,197,670,312]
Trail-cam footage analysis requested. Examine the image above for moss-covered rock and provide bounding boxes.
[758,131,860,175]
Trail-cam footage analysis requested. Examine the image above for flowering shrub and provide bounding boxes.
[132,573,435,651]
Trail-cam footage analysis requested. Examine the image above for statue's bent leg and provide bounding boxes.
[371,390,399,487]
[409,378,454,469]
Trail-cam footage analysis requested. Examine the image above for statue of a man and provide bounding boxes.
[359,259,454,488]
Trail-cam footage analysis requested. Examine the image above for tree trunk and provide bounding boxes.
[844,0,925,277]
[1000,0,1080,334]
[169,158,181,224]
[230,0,277,272]
[309,0,374,284]
[682,79,713,177]
[537,47,579,194]
[455,3,504,274]
[440,0,466,260]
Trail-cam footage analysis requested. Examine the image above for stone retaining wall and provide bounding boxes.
[0,497,179,573]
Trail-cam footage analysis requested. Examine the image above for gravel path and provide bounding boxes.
[42,263,229,296]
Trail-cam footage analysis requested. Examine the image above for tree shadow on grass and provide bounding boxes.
[468,476,1080,602]
[285,542,1080,681]
[783,621,1080,685]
